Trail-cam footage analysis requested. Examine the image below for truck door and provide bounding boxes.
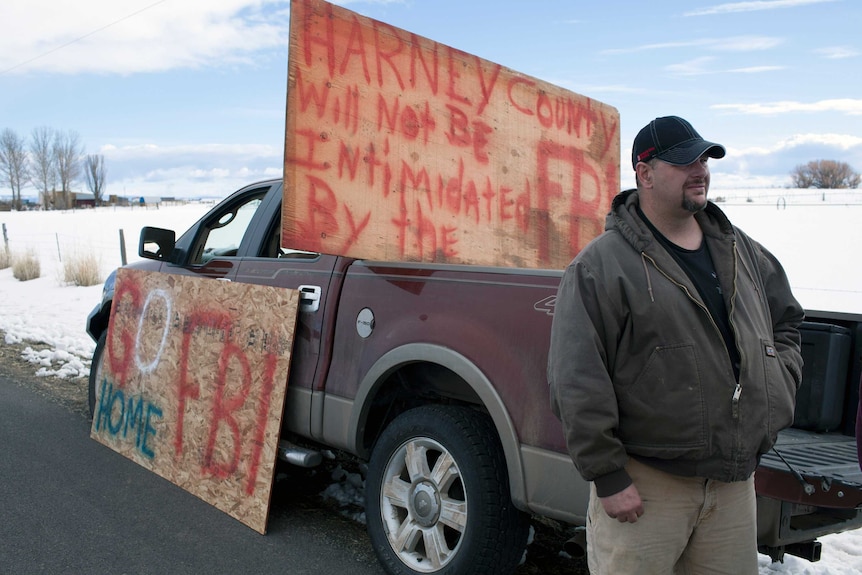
[231,189,339,435]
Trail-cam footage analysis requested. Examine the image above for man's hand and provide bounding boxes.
[599,484,644,523]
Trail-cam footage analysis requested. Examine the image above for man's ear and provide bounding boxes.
[635,162,653,188]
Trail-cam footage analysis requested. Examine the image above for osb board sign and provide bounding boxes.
[90,268,299,534]
[282,0,619,269]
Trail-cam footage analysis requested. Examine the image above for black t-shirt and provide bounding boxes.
[639,209,741,381]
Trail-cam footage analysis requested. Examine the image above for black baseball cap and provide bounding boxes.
[632,116,725,170]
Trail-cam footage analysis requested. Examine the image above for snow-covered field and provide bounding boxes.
[0,200,215,377]
[1,188,861,572]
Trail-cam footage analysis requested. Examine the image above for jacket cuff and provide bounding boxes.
[594,468,633,498]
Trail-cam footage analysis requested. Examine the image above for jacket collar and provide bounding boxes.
[607,189,736,254]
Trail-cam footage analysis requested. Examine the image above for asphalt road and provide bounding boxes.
[0,375,386,575]
[0,338,584,575]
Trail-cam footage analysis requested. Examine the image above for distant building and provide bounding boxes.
[73,191,96,208]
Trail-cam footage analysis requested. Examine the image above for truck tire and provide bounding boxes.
[88,331,107,419]
[365,405,530,575]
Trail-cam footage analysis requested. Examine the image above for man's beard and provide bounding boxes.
[682,183,708,213]
[682,196,706,213]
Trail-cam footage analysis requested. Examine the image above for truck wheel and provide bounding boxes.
[365,405,529,575]
[88,331,107,419]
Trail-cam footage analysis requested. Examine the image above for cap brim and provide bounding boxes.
[656,141,725,166]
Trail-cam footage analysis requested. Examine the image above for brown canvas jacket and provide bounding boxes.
[548,189,804,496]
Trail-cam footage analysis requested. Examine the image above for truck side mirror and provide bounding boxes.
[139,226,176,261]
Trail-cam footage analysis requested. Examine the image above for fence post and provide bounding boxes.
[56,232,62,262]
[119,229,127,266]
[2,223,8,254]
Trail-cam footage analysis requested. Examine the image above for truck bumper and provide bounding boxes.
[756,494,862,562]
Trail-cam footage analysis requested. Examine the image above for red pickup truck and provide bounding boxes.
[86,178,862,575]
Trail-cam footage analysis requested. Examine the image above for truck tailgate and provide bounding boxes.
[758,427,862,508]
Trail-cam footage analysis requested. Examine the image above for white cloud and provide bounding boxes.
[710,131,862,187]
[0,0,290,75]
[712,99,862,115]
[777,132,862,150]
[552,81,652,95]
[815,46,859,59]
[602,35,782,55]
[666,57,717,76]
[684,0,838,17]
[189,168,231,179]
[726,133,862,158]
[606,35,785,77]
[99,142,281,161]
[727,65,785,73]
[663,56,784,76]
[602,40,714,55]
[713,36,783,51]
[75,141,284,198]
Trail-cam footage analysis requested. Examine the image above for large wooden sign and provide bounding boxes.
[90,268,299,534]
[283,0,619,269]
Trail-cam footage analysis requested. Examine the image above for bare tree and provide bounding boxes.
[30,126,57,208]
[54,130,84,209]
[84,154,107,206]
[0,128,30,210]
[791,160,860,189]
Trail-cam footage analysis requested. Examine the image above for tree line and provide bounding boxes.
[0,127,107,210]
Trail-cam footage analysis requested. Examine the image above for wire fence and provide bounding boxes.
[2,224,126,265]
[1,202,211,279]
[712,188,862,207]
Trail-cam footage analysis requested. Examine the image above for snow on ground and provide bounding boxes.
[0,201,215,377]
[715,189,862,317]
[1,188,861,571]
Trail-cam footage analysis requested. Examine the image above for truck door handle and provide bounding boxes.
[298,285,321,313]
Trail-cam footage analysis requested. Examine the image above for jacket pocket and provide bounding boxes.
[616,343,708,455]
[761,338,797,445]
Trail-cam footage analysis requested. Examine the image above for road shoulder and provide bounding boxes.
[0,331,90,418]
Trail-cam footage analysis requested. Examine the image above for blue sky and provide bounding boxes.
[1,0,860,199]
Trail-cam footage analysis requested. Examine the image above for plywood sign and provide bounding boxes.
[283,0,619,269]
[90,268,299,534]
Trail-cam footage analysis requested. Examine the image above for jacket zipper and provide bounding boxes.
[642,250,742,421]
[727,240,744,421]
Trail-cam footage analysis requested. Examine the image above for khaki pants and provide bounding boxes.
[587,458,758,575]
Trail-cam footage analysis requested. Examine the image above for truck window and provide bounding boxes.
[259,203,319,259]
[192,191,266,264]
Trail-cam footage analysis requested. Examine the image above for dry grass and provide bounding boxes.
[0,248,10,270]
[62,251,102,287]
[12,249,41,281]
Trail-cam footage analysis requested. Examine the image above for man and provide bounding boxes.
[548,116,804,574]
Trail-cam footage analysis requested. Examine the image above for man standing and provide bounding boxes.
[548,116,804,574]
